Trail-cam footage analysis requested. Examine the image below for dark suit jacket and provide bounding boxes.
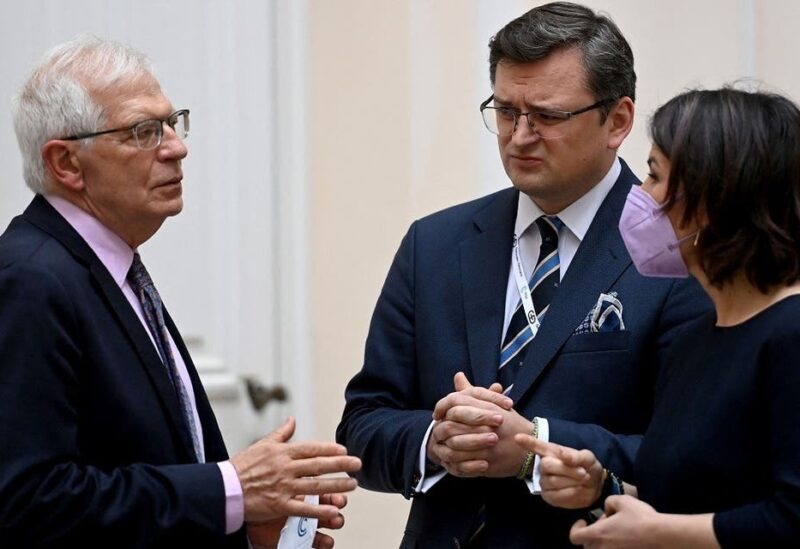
[336,160,712,548]
[0,196,246,548]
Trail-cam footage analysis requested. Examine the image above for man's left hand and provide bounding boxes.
[248,493,349,549]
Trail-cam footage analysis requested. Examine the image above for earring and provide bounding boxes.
[693,231,701,246]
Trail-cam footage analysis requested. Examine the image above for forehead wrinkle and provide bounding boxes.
[494,78,590,112]
[89,74,170,124]
[492,91,578,113]
[106,93,173,127]
[494,48,593,109]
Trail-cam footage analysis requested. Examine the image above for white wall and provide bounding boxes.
[0,0,313,452]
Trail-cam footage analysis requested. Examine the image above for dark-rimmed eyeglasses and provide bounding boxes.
[479,96,615,139]
[60,109,190,150]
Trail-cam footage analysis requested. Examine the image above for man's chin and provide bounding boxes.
[509,175,549,197]
[510,179,572,213]
[161,198,184,218]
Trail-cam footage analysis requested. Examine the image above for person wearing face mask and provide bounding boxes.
[516,87,800,547]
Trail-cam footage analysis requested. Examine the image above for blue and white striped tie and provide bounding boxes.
[498,215,563,390]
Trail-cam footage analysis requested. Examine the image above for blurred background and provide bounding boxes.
[1,1,798,546]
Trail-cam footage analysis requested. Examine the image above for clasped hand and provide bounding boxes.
[426,372,530,478]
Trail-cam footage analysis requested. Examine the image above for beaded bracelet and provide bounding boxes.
[516,417,539,480]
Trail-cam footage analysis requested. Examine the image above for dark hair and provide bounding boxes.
[651,87,800,292]
[488,1,636,115]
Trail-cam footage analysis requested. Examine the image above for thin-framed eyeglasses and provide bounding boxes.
[479,96,615,139]
[60,109,190,150]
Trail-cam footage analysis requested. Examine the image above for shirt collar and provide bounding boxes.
[514,157,621,242]
[44,194,135,288]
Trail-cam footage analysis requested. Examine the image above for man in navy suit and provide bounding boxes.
[0,36,361,547]
[337,3,710,547]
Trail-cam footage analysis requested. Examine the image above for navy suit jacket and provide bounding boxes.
[337,160,711,548]
[0,196,247,548]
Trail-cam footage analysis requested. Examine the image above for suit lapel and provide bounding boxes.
[509,164,637,403]
[461,189,517,388]
[24,196,197,461]
[164,310,229,461]
[91,264,198,461]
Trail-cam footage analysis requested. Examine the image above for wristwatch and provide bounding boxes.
[585,468,624,524]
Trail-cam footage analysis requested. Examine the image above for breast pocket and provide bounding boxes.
[560,330,630,354]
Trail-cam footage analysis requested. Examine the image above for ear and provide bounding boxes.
[41,140,85,192]
[606,97,635,150]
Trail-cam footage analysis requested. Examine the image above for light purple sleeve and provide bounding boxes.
[217,460,245,534]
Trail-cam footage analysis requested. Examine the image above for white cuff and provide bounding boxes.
[525,417,549,494]
[415,420,447,493]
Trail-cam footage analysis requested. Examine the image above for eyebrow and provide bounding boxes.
[647,156,658,169]
[491,95,560,112]
[115,105,176,126]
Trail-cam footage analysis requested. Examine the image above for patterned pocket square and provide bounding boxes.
[574,292,626,334]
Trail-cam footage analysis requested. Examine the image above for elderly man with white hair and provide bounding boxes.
[0,36,360,548]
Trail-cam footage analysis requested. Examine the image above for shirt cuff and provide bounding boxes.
[525,417,549,494]
[218,460,245,534]
[415,420,447,493]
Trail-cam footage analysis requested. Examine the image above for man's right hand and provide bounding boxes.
[426,372,513,476]
[231,417,362,523]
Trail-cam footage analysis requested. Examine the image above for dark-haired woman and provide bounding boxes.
[516,87,800,548]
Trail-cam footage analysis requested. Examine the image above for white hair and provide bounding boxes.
[12,35,157,194]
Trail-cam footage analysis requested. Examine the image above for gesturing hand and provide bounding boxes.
[231,417,362,523]
[514,434,604,509]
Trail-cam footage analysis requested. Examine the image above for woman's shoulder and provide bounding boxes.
[749,294,800,339]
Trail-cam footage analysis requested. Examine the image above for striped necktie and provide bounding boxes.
[498,215,563,390]
[127,253,203,462]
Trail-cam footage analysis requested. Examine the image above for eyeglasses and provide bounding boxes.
[479,96,615,139]
[60,109,190,150]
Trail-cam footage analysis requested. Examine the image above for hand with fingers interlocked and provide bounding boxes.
[426,372,534,478]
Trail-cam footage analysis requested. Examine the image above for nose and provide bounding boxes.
[157,123,188,161]
[510,114,542,146]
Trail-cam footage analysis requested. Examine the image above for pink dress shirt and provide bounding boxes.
[45,195,244,535]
